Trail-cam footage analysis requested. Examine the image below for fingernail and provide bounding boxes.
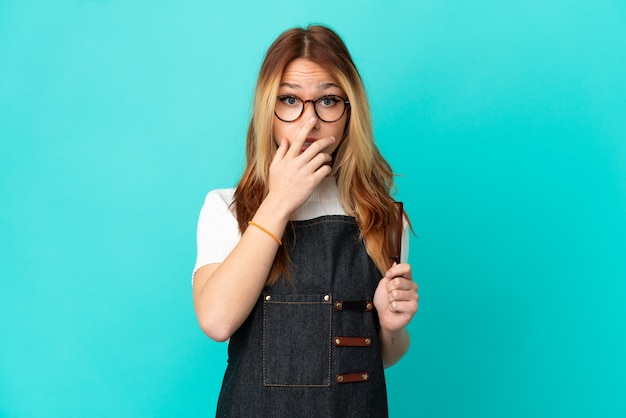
[309,117,316,124]
[329,136,336,142]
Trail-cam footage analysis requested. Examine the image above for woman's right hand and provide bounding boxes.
[266,117,336,217]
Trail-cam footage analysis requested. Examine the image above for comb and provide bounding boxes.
[391,201,404,265]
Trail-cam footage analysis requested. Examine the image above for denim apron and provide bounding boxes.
[216,215,388,417]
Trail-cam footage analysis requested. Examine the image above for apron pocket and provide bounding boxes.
[262,293,332,387]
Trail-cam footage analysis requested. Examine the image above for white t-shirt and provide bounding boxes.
[193,177,409,279]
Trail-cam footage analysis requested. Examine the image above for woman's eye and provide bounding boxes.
[279,96,299,106]
[319,96,338,107]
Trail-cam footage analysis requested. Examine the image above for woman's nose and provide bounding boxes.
[302,101,320,126]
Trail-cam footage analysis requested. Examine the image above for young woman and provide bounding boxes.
[192,25,419,417]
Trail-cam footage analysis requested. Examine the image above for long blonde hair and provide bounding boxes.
[233,25,406,285]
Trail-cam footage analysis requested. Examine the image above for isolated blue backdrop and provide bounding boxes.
[1,1,625,417]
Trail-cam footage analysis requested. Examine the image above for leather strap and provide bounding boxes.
[336,372,370,384]
[334,300,374,312]
[334,336,372,347]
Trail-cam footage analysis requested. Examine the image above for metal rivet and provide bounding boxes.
[335,338,342,345]
[362,373,368,380]
[335,301,342,310]
[365,338,371,345]
[265,295,271,301]
[336,375,344,383]
[323,294,330,302]
[366,302,373,311]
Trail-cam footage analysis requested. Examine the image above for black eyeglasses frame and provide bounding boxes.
[274,94,350,123]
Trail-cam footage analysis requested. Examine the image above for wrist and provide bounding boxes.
[379,326,407,344]
[247,196,291,242]
[260,191,293,222]
[379,327,410,368]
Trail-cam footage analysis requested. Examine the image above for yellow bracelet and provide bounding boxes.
[248,221,282,246]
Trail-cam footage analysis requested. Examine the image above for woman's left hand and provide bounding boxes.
[373,263,419,332]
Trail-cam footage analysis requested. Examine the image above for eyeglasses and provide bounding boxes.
[275,94,350,123]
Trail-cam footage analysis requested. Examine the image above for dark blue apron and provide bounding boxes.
[216,215,388,417]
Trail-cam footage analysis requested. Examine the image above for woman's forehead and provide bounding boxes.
[280,58,339,89]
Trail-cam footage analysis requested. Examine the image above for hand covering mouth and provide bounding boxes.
[302,138,318,150]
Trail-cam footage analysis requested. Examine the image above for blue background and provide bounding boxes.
[1,1,625,417]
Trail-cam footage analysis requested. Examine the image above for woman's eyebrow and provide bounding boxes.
[318,82,340,90]
[279,82,300,89]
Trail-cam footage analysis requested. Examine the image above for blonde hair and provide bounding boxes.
[233,25,406,285]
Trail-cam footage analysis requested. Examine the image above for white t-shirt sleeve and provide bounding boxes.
[193,189,241,279]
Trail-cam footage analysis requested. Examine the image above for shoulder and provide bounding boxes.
[200,188,236,213]
[203,188,236,207]
[198,188,237,224]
